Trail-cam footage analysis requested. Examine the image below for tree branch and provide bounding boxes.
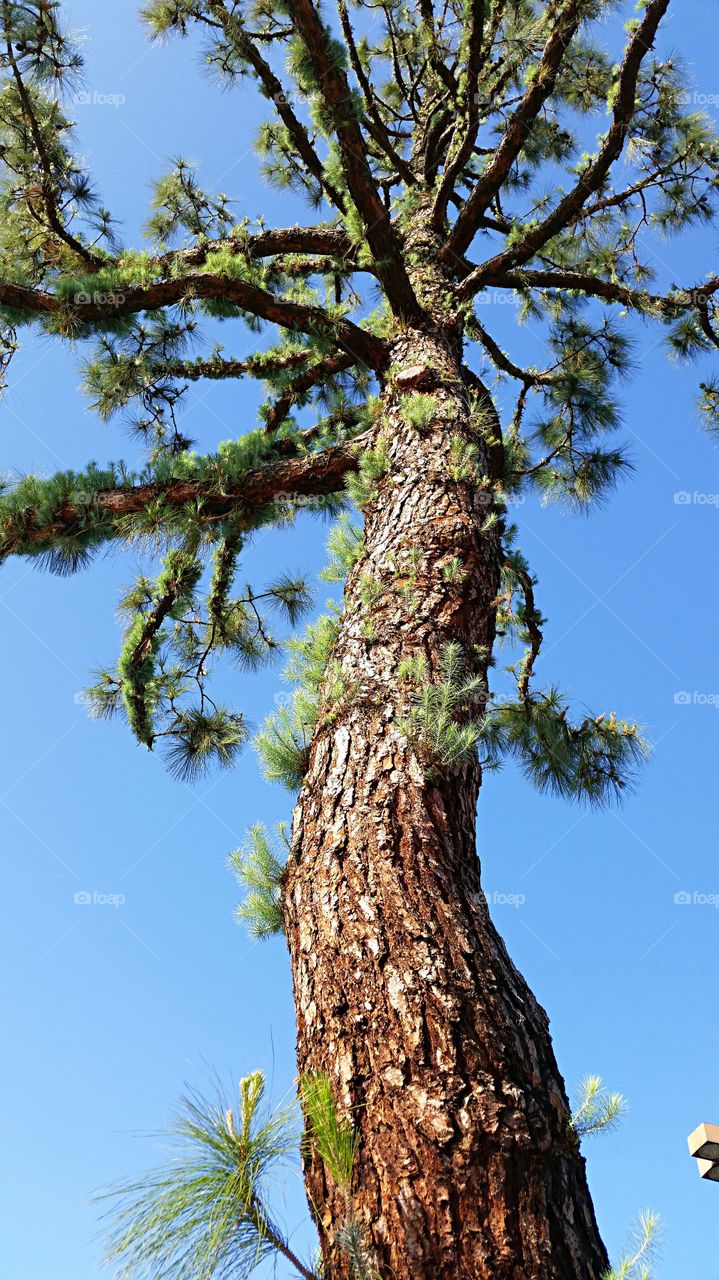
[432,0,486,226]
[444,0,587,257]
[262,351,360,433]
[203,0,346,212]
[289,0,422,321]
[0,276,387,370]
[156,224,358,275]
[468,315,554,385]
[474,268,719,316]
[2,10,104,270]
[452,0,671,286]
[0,437,367,561]
[336,0,415,185]
[418,0,459,95]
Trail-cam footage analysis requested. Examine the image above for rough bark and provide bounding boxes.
[284,292,609,1279]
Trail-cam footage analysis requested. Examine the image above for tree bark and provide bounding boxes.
[284,311,609,1278]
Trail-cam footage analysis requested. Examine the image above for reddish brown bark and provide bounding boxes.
[283,319,609,1279]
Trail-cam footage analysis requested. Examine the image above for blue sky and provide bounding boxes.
[2,3,719,1277]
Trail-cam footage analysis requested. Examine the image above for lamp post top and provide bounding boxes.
[688,1123,719,1179]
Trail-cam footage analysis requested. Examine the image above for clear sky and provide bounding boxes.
[2,3,719,1277]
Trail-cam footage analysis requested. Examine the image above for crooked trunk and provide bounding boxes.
[284,322,608,1280]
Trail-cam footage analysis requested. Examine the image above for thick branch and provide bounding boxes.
[1,438,366,561]
[475,268,719,315]
[432,1,486,226]
[163,349,319,384]
[156,224,358,275]
[418,0,459,95]
[289,0,422,321]
[444,0,586,257]
[203,0,346,211]
[453,0,671,286]
[0,276,387,370]
[337,0,415,185]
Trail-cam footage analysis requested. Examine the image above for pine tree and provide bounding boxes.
[1,1,717,1276]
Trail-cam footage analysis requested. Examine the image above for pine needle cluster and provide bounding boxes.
[98,1072,312,1280]
[229,822,288,940]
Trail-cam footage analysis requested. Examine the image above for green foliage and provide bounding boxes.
[301,1074,358,1191]
[300,1074,379,1277]
[320,515,365,583]
[479,693,648,806]
[448,435,481,483]
[255,692,316,791]
[495,548,545,698]
[0,10,116,290]
[345,442,390,510]
[335,1217,380,1280]
[698,377,719,436]
[399,393,437,432]
[399,643,486,771]
[164,708,249,783]
[602,1212,662,1280]
[358,571,383,608]
[255,608,342,788]
[441,556,466,584]
[147,158,234,248]
[284,612,342,694]
[525,319,634,509]
[0,425,304,565]
[264,573,314,628]
[77,529,313,781]
[229,822,288,940]
[98,1071,313,1280]
[116,544,202,746]
[82,316,199,454]
[571,1076,628,1139]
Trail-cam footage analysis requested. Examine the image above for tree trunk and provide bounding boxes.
[283,312,609,1279]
